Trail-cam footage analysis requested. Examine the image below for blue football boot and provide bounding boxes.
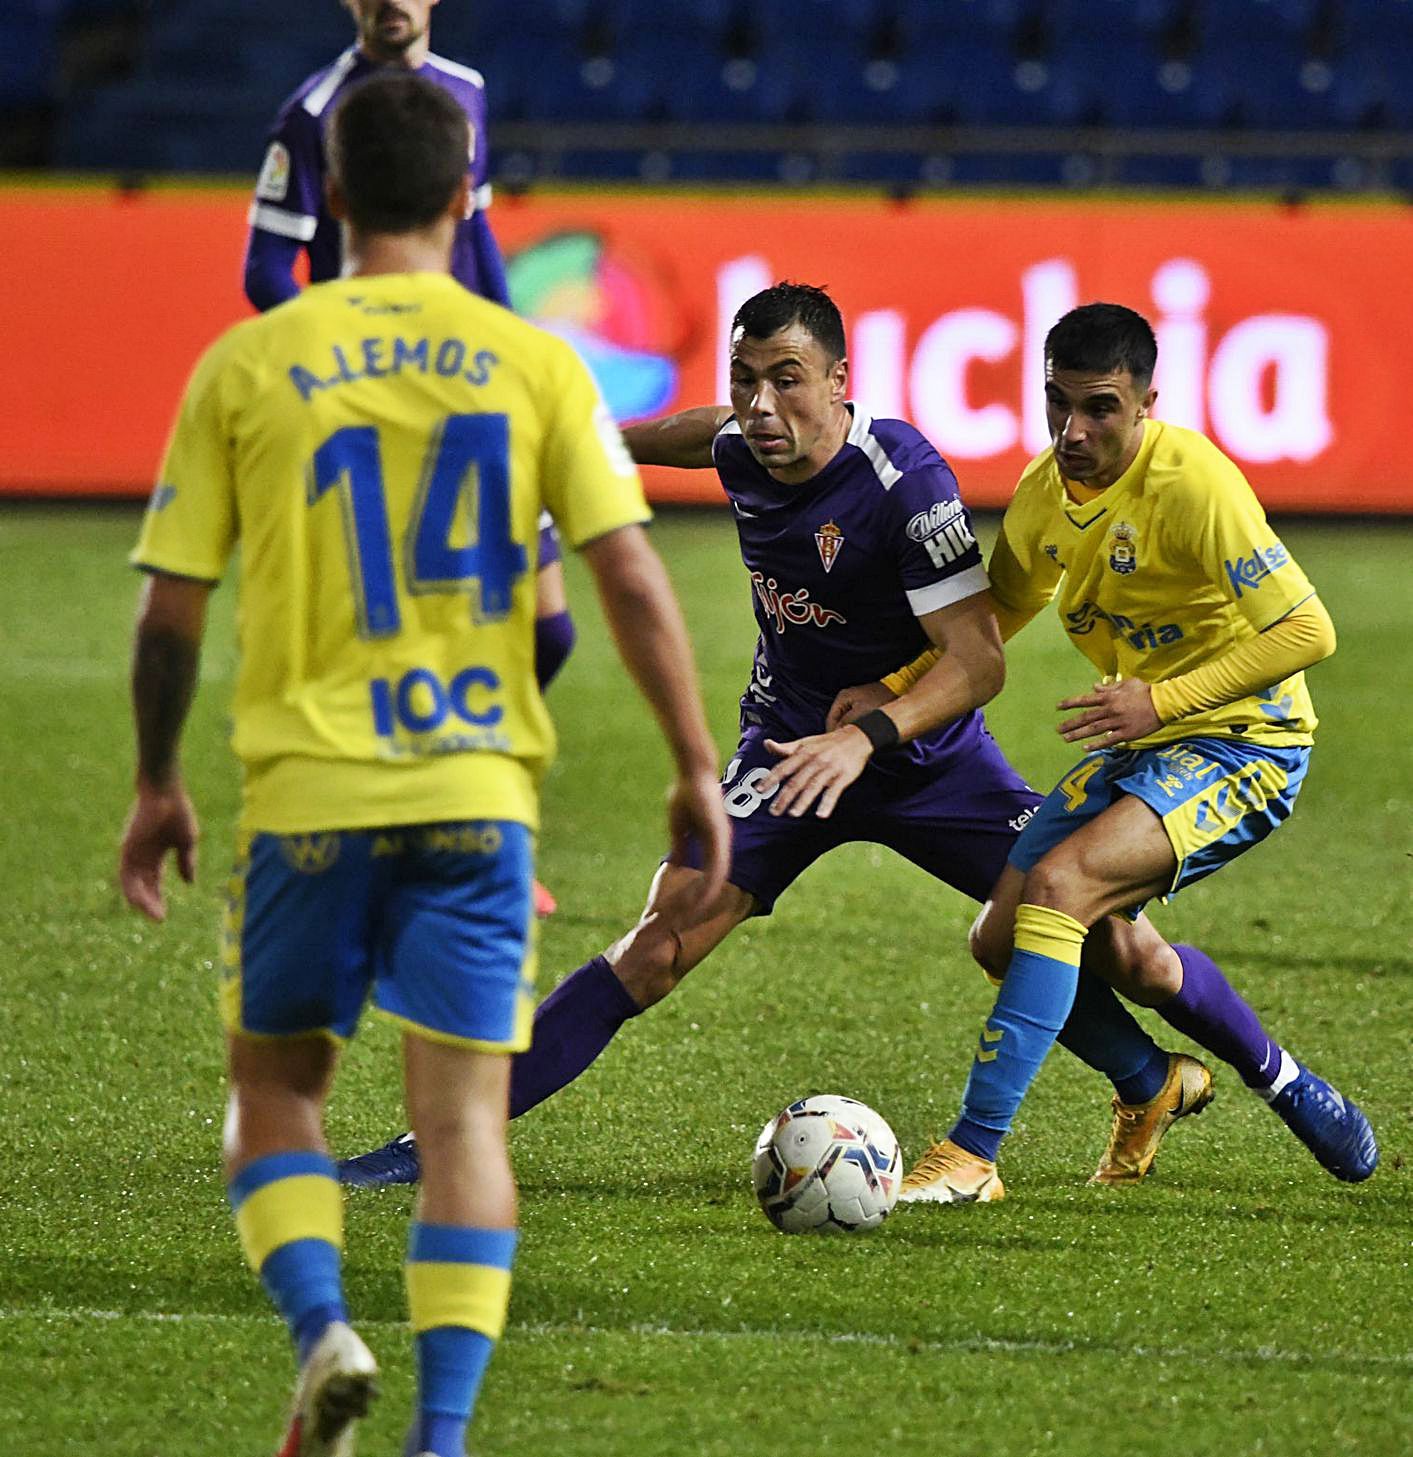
[338,1132,421,1189]
[1269,1063,1378,1182]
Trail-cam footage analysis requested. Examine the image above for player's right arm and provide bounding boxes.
[120,573,211,921]
[120,331,241,919]
[242,108,324,311]
[621,407,733,468]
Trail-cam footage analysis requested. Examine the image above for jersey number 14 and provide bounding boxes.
[309,411,528,636]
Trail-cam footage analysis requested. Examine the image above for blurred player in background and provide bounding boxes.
[120,73,728,1457]
[341,281,1234,1196]
[823,302,1378,1203]
[243,0,571,916]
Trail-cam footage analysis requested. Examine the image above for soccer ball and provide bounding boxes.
[751,1094,902,1234]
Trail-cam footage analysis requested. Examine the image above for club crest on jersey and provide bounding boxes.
[1107,521,1139,575]
[750,573,847,634]
[255,141,291,202]
[814,520,844,573]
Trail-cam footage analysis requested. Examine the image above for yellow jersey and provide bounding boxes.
[990,419,1318,749]
[133,272,650,832]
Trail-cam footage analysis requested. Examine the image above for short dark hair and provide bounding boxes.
[327,73,468,235]
[733,282,847,364]
[1045,303,1157,388]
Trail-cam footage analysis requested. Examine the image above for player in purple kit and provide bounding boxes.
[243,0,571,916]
[341,282,1223,1191]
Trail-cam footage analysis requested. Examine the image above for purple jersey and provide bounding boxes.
[713,406,991,767]
[248,47,495,296]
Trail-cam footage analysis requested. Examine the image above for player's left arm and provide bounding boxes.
[120,573,213,922]
[469,208,512,308]
[761,590,1005,820]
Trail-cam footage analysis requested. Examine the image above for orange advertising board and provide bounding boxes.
[3,184,1411,511]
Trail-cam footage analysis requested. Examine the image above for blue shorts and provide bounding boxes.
[221,821,536,1050]
[678,720,1041,913]
[1009,737,1311,908]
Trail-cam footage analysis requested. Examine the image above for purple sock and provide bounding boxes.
[1158,944,1281,1089]
[509,956,641,1118]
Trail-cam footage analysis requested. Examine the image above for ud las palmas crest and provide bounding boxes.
[815,520,844,573]
[1108,521,1139,575]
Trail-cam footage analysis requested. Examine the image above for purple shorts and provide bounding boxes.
[679,721,1040,914]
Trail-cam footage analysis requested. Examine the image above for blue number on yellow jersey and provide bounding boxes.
[133,273,649,833]
[990,419,1319,749]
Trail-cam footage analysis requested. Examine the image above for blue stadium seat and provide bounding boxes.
[1,0,60,107]
[658,52,798,124]
[1191,0,1321,44]
[1203,40,1342,128]
[608,0,737,37]
[1041,0,1183,42]
[895,0,1033,44]
[500,35,662,124]
[752,0,883,46]
[1094,38,1237,128]
[941,36,1094,127]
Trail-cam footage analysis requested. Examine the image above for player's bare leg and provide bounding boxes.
[225,1035,378,1457]
[401,1036,516,1457]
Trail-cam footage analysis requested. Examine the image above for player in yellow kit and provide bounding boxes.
[118,73,728,1457]
[807,302,1377,1203]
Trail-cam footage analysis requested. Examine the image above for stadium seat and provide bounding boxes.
[1,0,60,108]
[1040,0,1181,42]
[1190,0,1321,44]
[895,0,1033,44]
[658,51,799,125]
[941,36,1094,127]
[1202,40,1342,129]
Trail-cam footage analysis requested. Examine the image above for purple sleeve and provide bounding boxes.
[242,227,302,312]
[246,105,326,252]
[889,463,989,615]
[469,209,511,307]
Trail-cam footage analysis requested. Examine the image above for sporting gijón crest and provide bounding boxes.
[814,519,844,573]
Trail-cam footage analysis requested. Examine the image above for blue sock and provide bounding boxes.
[227,1151,347,1363]
[950,905,1087,1162]
[406,1222,518,1457]
[1057,969,1167,1100]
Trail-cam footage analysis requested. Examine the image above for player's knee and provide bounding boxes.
[968,907,1011,981]
[1019,858,1090,918]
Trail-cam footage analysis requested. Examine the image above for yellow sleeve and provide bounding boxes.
[986,523,1059,631]
[538,338,652,550]
[1181,453,1316,632]
[130,332,241,582]
[882,647,940,697]
[1149,597,1336,723]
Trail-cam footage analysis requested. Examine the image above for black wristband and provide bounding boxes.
[854,708,901,754]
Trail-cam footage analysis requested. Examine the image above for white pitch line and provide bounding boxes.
[0,1308,1407,1371]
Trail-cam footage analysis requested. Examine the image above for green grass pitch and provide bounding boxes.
[1,505,1409,1455]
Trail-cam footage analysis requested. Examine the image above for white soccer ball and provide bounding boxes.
[751,1094,902,1234]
